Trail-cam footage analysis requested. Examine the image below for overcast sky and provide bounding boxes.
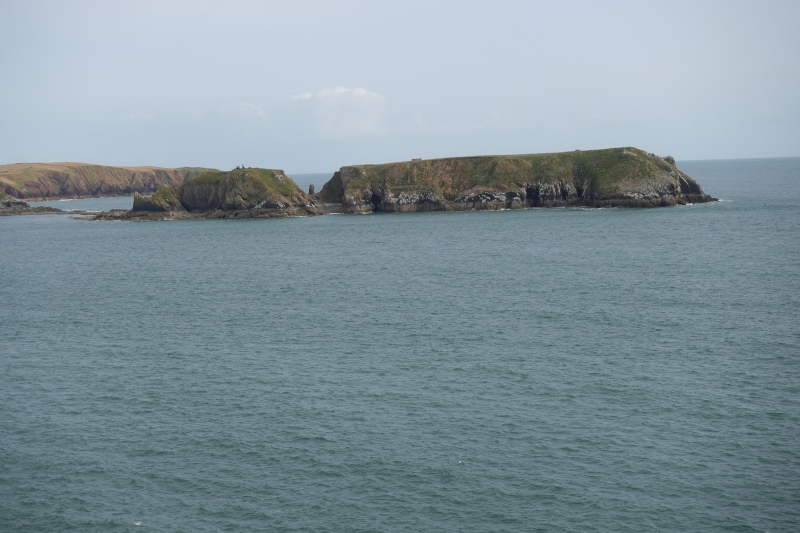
[1,0,798,172]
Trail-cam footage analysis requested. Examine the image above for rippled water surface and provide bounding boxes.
[2,158,799,531]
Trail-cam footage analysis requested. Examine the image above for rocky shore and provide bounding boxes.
[0,195,67,216]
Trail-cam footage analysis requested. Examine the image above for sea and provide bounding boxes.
[2,159,798,531]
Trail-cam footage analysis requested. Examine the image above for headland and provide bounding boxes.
[0,162,215,201]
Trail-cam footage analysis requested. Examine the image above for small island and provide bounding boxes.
[0,192,65,216]
[317,147,716,211]
[93,167,321,220]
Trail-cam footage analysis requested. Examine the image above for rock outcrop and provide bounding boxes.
[317,147,716,212]
[0,193,65,216]
[97,167,322,220]
[0,163,214,200]
[132,187,186,213]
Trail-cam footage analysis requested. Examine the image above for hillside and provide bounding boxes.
[0,162,215,200]
[317,147,716,211]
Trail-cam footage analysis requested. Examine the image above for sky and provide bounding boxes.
[1,0,798,173]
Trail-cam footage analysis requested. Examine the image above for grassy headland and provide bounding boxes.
[318,147,714,210]
[0,162,215,200]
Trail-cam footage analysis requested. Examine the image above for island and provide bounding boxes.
[1,148,717,219]
[93,167,320,220]
[0,192,65,216]
[316,147,716,211]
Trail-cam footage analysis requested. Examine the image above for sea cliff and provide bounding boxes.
[0,163,214,200]
[317,147,716,212]
[8,147,717,220]
[96,167,321,220]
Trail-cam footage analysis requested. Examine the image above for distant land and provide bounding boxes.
[0,162,216,200]
[1,148,717,218]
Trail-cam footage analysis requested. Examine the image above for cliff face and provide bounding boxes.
[120,168,320,219]
[132,187,186,213]
[317,148,716,212]
[178,168,313,211]
[0,163,214,200]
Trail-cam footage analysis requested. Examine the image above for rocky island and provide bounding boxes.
[0,193,65,216]
[94,167,320,220]
[3,147,716,220]
[317,147,716,212]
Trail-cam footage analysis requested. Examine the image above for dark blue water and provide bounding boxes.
[2,159,798,531]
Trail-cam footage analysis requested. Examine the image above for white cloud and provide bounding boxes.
[291,87,388,139]
[217,102,266,120]
[289,92,313,102]
[124,107,208,123]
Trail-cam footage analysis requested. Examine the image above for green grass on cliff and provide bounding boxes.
[185,168,304,197]
[0,162,218,199]
[325,147,681,200]
[176,167,218,182]
[151,186,181,203]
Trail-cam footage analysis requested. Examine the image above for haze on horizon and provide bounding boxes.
[1,0,798,173]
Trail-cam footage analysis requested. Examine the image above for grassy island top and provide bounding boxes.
[175,167,312,211]
[184,167,304,198]
[320,147,697,200]
[0,162,212,184]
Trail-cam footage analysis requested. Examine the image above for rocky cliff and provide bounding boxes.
[317,147,716,212]
[103,167,321,219]
[0,163,214,200]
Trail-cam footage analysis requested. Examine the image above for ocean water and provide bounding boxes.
[29,196,134,212]
[288,172,331,194]
[1,158,798,532]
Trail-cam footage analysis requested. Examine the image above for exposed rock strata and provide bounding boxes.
[317,147,716,212]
